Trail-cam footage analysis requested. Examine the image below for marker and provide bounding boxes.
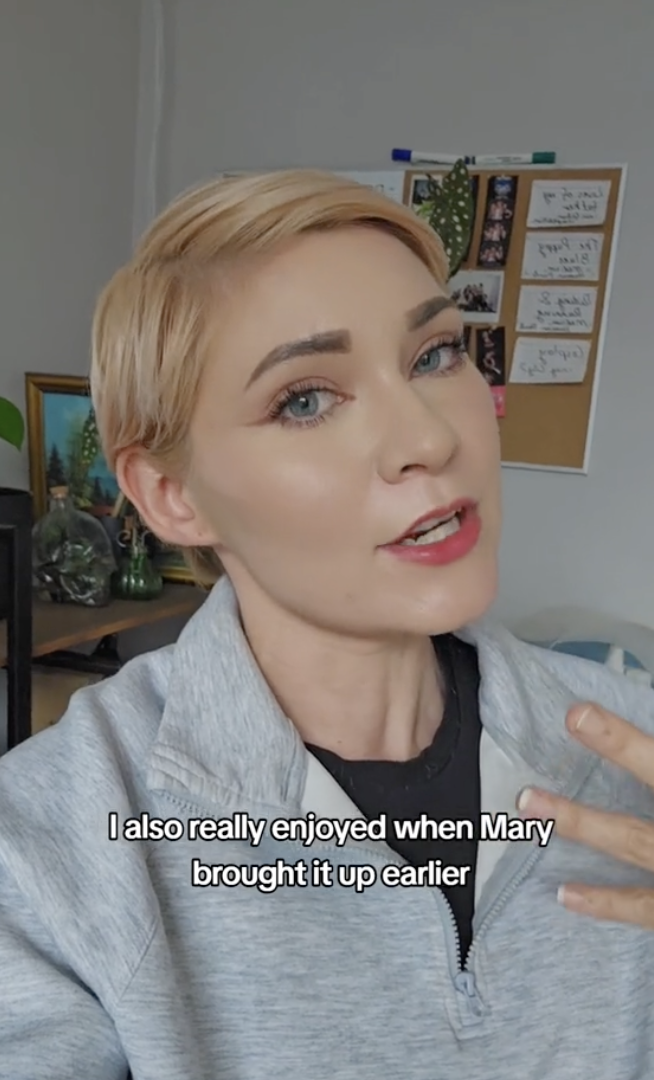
[391,149,556,166]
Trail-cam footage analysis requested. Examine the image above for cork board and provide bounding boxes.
[401,166,626,472]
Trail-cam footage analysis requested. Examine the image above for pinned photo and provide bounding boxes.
[476,328,506,387]
[476,327,506,417]
[449,269,504,324]
[482,221,509,244]
[478,175,518,268]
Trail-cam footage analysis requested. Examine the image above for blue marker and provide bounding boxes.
[392,149,556,166]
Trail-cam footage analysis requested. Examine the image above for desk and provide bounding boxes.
[1,584,206,749]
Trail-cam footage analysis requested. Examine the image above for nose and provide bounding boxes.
[374,380,460,483]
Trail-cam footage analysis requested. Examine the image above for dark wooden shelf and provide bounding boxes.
[0,583,206,667]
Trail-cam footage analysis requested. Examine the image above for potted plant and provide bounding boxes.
[0,396,31,620]
[420,158,475,279]
[0,396,25,454]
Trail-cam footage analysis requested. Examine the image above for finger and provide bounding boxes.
[566,702,654,789]
[559,882,654,929]
[518,787,654,874]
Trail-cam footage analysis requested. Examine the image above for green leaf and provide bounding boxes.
[0,397,25,451]
[426,159,475,278]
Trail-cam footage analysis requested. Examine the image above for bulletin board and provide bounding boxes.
[399,165,626,472]
[224,163,626,472]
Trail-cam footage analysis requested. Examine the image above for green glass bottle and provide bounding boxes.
[112,518,163,600]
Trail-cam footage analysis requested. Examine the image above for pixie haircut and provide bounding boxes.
[90,169,450,585]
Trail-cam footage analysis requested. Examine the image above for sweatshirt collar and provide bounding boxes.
[147,576,308,815]
[457,620,593,789]
[147,576,598,812]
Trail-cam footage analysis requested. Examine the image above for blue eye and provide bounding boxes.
[285,390,320,418]
[267,335,467,431]
[268,385,337,428]
[413,336,467,375]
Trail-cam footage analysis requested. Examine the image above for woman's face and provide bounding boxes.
[185,226,502,637]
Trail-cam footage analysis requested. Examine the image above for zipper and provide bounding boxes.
[465,843,542,971]
[462,737,601,971]
[170,793,548,1027]
[277,837,488,1024]
[300,833,548,1023]
[285,837,465,967]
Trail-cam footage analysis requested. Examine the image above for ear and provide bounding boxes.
[115,448,220,549]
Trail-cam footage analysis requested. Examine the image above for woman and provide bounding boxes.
[1,169,654,1079]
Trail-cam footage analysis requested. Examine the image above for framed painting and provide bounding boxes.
[24,373,194,583]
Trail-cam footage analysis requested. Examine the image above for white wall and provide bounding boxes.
[0,1,142,750]
[142,0,654,628]
[0,0,141,489]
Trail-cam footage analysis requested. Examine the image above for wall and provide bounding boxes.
[145,0,654,629]
[0,0,140,489]
[0,1,142,751]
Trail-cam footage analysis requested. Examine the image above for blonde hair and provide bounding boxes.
[90,169,450,585]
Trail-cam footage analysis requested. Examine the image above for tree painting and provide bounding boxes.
[41,391,119,516]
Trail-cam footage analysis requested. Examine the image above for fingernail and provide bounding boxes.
[517,786,553,817]
[574,705,605,737]
[517,787,534,812]
[557,885,589,911]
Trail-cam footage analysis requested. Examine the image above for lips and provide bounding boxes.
[386,498,477,545]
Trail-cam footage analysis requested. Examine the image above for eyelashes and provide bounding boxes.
[265,380,342,428]
[265,334,468,429]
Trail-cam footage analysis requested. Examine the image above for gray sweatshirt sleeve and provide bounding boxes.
[0,862,128,1079]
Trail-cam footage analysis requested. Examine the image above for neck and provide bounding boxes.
[234,587,447,763]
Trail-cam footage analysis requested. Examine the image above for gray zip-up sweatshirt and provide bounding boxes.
[1,575,654,1080]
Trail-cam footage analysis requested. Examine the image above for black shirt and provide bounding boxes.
[306,635,481,964]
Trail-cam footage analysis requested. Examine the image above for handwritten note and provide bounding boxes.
[521,232,603,281]
[527,180,611,228]
[510,338,591,384]
[516,286,597,334]
[336,171,405,203]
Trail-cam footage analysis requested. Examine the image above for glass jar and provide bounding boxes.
[32,486,117,606]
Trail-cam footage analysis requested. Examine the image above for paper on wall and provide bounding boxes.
[335,171,405,203]
[521,232,603,281]
[510,337,591,384]
[516,285,597,334]
[527,180,611,228]
[219,169,407,204]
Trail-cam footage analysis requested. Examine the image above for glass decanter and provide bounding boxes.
[32,485,117,606]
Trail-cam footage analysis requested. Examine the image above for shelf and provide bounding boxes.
[0,583,206,667]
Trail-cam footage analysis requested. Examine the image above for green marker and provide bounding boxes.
[392,150,556,166]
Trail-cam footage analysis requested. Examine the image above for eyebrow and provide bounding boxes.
[406,295,458,331]
[245,294,458,389]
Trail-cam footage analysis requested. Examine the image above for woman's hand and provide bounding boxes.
[516,703,654,928]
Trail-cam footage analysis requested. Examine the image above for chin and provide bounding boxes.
[409,556,499,636]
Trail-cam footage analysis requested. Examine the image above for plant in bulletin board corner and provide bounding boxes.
[421,159,474,279]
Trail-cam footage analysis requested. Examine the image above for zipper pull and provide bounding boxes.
[454,971,484,1021]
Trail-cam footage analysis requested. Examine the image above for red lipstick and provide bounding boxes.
[380,499,481,566]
